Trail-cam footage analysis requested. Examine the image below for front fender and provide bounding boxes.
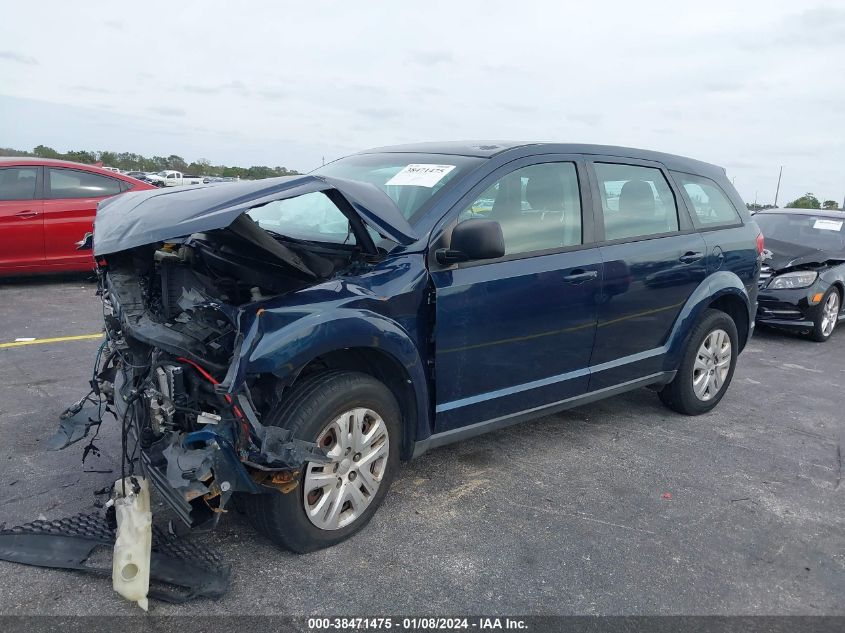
[228,307,432,447]
[663,271,751,370]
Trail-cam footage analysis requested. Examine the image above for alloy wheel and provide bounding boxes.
[303,408,390,530]
[692,329,732,402]
[821,291,840,337]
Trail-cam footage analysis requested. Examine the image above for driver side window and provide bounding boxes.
[457,162,582,256]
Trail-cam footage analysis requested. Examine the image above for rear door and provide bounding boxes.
[0,166,44,272]
[44,167,122,268]
[588,159,707,389]
[431,155,602,432]
[670,170,758,286]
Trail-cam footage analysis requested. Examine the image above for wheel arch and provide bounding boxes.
[293,347,420,460]
[664,272,752,370]
[707,293,750,352]
[240,308,431,460]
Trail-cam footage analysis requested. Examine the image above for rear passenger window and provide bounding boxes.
[458,162,582,256]
[594,163,679,241]
[673,172,741,227]
[0,167,38,201]
[48,168,122,199]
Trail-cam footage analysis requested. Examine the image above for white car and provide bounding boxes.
[145,170,205,187]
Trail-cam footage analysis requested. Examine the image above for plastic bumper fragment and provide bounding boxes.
[45,403,102,451]
[0,512,230,603]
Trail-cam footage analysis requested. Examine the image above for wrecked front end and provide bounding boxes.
[756,247,845,329]
[67,175,418,532]
[77,174,419,529]
[95,235,332,528]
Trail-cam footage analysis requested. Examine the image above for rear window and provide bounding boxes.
[48,168,122,199]
[755,213,845,253]
[0,167,38,201]
[672,172,741,227]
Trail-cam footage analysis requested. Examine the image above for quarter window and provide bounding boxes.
[594,163,679,241]
[0,167,38,201]
[458,162,582,256]
[673,172,741,227]
[48,168,122,199]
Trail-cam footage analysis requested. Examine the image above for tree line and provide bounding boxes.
[747,193,841,212]
[0,145,300,179]
[782,193,840,210]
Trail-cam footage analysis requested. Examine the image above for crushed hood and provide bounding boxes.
[93,175,417,257]
[763,237,845,271]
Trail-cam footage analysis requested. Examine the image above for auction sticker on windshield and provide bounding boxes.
[386,164,456,187]
[813,219,844,231]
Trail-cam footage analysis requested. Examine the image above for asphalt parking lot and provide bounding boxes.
[0,274,842,616]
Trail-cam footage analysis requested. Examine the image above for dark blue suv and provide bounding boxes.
[90,142,762,552]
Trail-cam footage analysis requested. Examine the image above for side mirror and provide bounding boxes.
[436,218,505,265]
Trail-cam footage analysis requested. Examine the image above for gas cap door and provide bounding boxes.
[711,245,725,272]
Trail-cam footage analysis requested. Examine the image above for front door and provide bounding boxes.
[0,166,44,272]
[431,158,601,432]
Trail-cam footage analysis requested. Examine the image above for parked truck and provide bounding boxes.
[145,170,205,187]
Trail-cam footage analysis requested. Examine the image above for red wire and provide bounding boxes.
[176,356,249,437]
[176,357,219,385]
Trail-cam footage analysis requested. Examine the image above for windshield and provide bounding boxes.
[247,152,483,245]
[756,213,845,253]
[315,152,483,222]
[248,192,358,245]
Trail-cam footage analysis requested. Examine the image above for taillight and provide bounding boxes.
[756,233,764,255]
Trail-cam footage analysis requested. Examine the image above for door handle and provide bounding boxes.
[563,269,598,284]
[679,251,703,264]
[14,210,39,219]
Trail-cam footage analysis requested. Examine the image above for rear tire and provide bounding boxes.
[242,370,401,553]
[659,309,738,415]
[810,287,840,342]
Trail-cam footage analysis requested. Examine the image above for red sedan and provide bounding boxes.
[0,158,156,275]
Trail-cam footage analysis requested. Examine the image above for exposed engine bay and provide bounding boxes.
[46,172,416,535]
[18,175,418,608]
[90,217,354,527]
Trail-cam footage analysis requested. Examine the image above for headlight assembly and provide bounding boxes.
[768,270,818,289]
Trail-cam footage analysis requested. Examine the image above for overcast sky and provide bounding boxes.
[1,0,843,205]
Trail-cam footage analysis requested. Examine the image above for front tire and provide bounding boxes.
[242,371,401,553]
[659,309,739,415]
[810,287,840,342]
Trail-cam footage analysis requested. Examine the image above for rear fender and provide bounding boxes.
[663,271,751,371]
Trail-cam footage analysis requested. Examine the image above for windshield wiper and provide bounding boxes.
[257,227,359,251]
[259,227,287,240]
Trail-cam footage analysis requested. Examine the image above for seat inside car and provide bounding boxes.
[490,168,572,253]
[525,173,565,219]
[606,179,666,240]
